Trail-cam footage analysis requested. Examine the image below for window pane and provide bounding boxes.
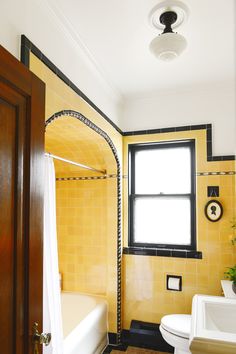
[135,146,191,194]
[133,197,191,245]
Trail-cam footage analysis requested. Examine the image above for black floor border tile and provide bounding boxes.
[103,344,128,353]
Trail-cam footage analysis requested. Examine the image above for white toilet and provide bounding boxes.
[160,314,191,354]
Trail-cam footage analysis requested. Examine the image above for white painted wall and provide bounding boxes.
[121,82,236,156]
[0,0,122,126]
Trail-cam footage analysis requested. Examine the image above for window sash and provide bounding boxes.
[130,194,194,249]
[128,140,196,250]
[134,146,191,194]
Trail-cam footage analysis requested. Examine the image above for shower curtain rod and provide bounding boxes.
[45,152,106,175]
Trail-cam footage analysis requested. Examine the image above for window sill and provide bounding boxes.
[123,247,202,259]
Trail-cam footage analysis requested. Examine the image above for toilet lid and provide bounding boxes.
[161,314,191,339]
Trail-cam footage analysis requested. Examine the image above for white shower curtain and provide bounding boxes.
[43,156,64,354]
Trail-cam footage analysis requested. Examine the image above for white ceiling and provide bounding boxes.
[46,0,235,99]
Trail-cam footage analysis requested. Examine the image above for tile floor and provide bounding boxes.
[111,347,170,353]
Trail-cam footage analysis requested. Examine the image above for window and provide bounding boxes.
[129,140,196,250]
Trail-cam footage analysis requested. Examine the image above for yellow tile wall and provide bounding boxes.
[122,131,236,329]
[56,178,118,332]
[29,52,122,333]
[57,179,107,294]
[30,50,236,334]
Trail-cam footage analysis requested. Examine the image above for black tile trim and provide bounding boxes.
[126,321,174,352]
[207,141,212,158]
[103,333,128,352]
[123,124,209,136]
[108,332,118,345]
[104,325,175,352]
[45,110,122,344]
[20,35,235,162]
[128,140,196,252]
[209,155,236,161]
[166,275,182,291]
[123,247,202,259]
[56,174,118,181]
[20,35,123,135]
[102,346,113,353]
[197,171,236,176]
[124,124,235,161]
[103,344,127,353]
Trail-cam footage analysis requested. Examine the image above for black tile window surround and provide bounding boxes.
[128,140,197,253]
[123,247,202,259]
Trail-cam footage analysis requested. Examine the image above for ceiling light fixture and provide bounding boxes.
[149,1,188,61]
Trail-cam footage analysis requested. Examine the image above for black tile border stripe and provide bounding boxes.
[20,35,123,135]
[123,247,202,259]
[20,35,235,162]
[197,171,236,176]
[123,124,209,136]
[56,174,118,181]
[45,110,122,345]
[122,171,236,179]
[124,124,235,162]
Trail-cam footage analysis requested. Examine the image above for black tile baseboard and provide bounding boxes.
[108,332,119,345]
[123,247,202,259]
[103,333,128,353]
[104,323,174,353]
[124,321,174,353]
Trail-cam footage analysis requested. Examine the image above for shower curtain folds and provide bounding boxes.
[43,156,63,354]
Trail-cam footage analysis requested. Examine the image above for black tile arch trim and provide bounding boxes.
[20,36,235,162]
[123,247,202,259]
[45,110,122,345]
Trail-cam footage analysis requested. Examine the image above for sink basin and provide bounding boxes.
[190,295,236,354]
[204,301,236,334]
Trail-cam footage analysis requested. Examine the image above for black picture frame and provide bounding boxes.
[205,200,223,222]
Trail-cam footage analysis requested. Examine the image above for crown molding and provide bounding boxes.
[40,0,123,105]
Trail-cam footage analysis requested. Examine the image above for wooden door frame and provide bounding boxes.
[0,44,45,353]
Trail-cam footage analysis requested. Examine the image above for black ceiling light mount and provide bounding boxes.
[148,1,189,61]
[160,11,178,33]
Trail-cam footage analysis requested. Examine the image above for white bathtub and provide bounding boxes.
[61,292,108,354]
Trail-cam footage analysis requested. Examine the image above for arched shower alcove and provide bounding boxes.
[45,110,122,343]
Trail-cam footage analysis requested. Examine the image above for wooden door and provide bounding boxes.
[0,45,45,354]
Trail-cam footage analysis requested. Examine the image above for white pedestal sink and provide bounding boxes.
[190,295,236,354]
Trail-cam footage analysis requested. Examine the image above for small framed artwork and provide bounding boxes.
[205,200,223,222]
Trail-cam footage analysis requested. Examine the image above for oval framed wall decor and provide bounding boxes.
[205,200,223,222]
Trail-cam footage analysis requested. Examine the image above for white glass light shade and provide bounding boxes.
[149,32,187,61]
